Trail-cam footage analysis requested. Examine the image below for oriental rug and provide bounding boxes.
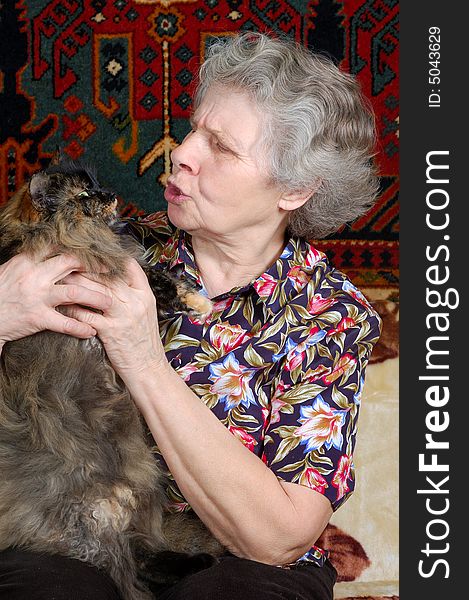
[0,2,399,599]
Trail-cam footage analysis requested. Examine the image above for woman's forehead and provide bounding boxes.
[193,87,262,149]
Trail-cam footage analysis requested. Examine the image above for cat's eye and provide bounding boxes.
[78,191,90,198]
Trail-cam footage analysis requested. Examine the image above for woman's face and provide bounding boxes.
[165,87,288,241]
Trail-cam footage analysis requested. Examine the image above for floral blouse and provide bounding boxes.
[125,212,382,567]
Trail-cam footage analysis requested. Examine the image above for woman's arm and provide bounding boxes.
[63,259,332,566]
[125,360,332,565]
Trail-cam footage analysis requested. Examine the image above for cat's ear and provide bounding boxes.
[29,172,51,209]
[49,147,62,166]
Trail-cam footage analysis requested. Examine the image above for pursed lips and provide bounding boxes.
[164,179,190,204]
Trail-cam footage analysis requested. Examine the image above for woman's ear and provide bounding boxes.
[278,179,322,211]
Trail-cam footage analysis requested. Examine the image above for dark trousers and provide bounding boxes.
[0,548,337,600]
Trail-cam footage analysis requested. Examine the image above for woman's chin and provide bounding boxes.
[167,201,192,230]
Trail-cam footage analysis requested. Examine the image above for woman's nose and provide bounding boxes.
[171,132,200,175]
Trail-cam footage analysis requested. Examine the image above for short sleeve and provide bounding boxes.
[262,302,381,511]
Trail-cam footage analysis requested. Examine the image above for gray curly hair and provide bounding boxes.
[194,32,379,239]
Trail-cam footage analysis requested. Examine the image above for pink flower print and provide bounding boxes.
[305,326,327,345]
[169,501,190,513]
[158,235,179,264]
[208,353,257,410]
[274,332,326,372]
[331,454,353,501]
[304,246,325,268]
[285,343,306,372]
[188,313,208,326]
[140,212,169,228]
[211,296,234,313]
[175,362,199,382]
[269,380,291,425]
[299,467,329,495]
[253,273,278,298]
[323,353,357,384]
[304,363,332,383]
[210,322,249,354]
[294,397,347,452]
[307,293,337,315]
[286,265,309,292]
[228,426,258,452]
[327,316,356,336]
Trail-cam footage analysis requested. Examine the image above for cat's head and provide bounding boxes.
[28,160,118,225]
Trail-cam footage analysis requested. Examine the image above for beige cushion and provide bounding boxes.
[318,295,399,600]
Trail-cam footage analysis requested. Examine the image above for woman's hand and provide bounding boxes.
[0,253,112,350]
[61,259,167,377]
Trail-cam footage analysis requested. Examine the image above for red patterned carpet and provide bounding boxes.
[0,2,399,598]
[0,0,398,290]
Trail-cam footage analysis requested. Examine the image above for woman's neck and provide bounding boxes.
[191,227,287,299]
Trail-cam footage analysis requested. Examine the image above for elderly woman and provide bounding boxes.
[0,33,380,600]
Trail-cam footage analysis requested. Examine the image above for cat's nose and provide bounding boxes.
[98,191,118,205]
[104,192,117,203]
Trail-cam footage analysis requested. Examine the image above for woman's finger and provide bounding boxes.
[38,253,86,283]
[50,282,112,310]
[61,272,110,295]
[43,309,97,338]
[61,305,105,330]
[122,258,150,289]
[61,273,133,309]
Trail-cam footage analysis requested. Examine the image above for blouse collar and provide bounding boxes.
[168,230,328,318]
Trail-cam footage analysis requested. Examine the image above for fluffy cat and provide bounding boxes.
[0,158,223,600]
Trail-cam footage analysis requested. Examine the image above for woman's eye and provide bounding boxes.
[215,141,230,153]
